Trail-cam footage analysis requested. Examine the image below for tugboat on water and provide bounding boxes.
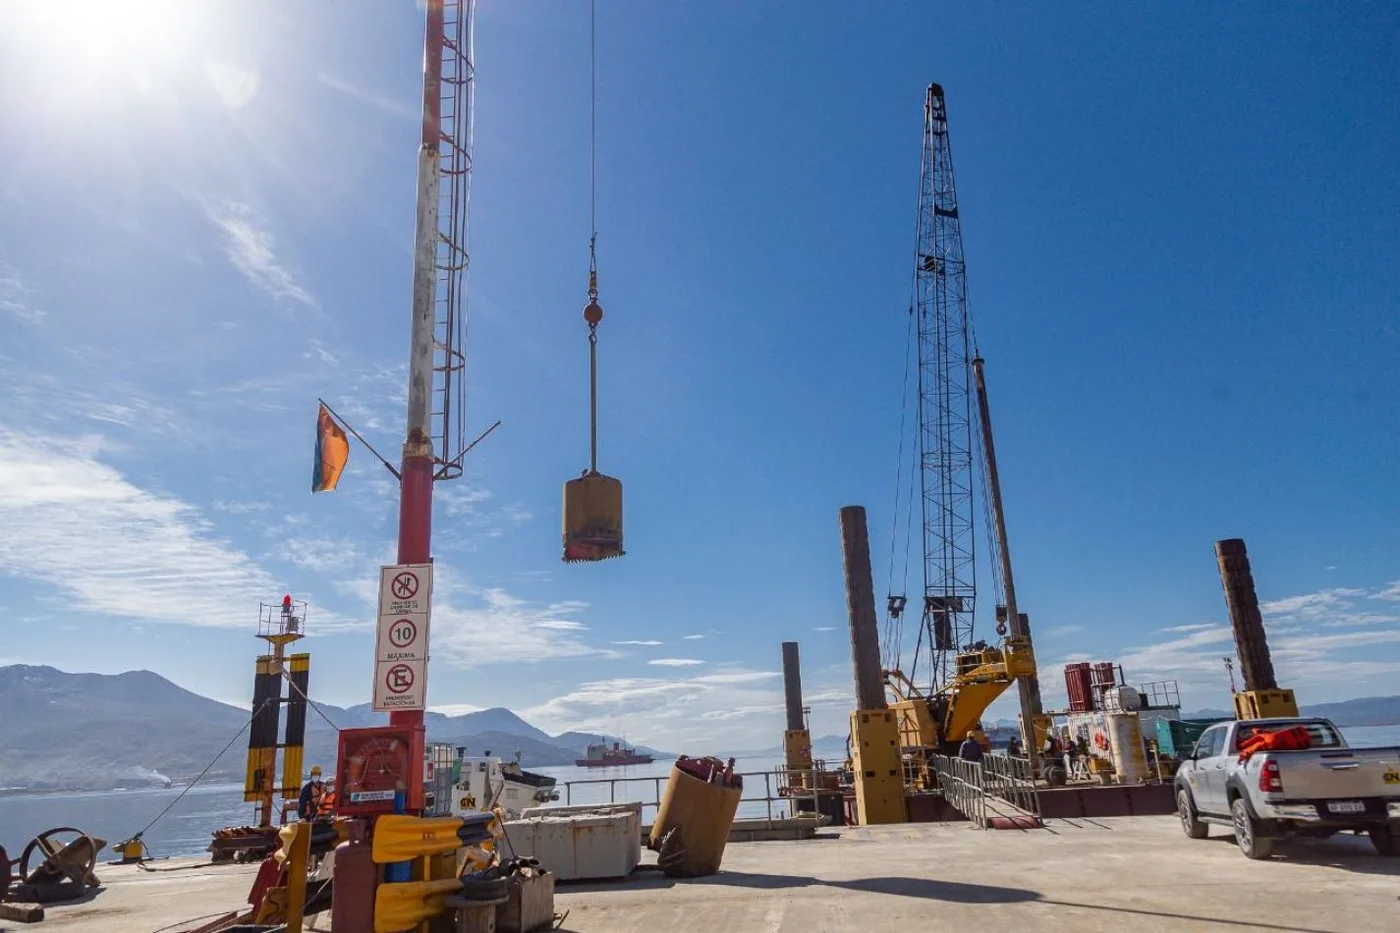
[574,740,654,768]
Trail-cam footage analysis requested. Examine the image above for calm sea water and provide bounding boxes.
[4,728,1397,859]
[0,755,785,860]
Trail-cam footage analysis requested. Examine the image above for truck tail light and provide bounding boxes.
[1258,759,1283,793]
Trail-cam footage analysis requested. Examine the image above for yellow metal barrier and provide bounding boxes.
[369,812,503,932]
[371,813,496,863]
[374,878,462,933]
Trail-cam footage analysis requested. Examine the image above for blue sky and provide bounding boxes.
[0,1,1397,750]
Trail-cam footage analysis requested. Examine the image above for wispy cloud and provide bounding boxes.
[1262,586,1400,629]
[434,484,532,543]
[648,658,705,667]
[1101,626,1236,699]
[683,634,704,641]
[812,626,836,632]
[317,72,415,119]
[305,339,339,366]
[269,535,375,579]
[1260,588,1367,618]
[1159,622,1218,634]
[523,667,794,748]
[432,587,617,667]
[612,639,662,646]
[1029,581,1400,713]
[212,499,274,515]
[201,199,316,307]
[0,429,305,630]
[431,703,484,717]
[691,671,779,686]
[0,261,43,322]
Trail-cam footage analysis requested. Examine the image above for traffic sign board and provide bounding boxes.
[378,563,432,617]
[373,564,432,710]
[385,663,414,694]
[389,619,416,648]
[376,613,427,663]
[372,657,426,710]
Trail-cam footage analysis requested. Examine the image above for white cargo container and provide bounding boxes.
[504,811,639,881]
[520,802,642,869]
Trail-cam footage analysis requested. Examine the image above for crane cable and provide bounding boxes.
[881,302,917,672]
[127,697,274,847]
[583,0,602,475]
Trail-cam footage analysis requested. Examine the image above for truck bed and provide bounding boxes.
[1254,746,1400,806]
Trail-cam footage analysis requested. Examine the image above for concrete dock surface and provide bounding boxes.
[558,816,1395,933]
[21,816,1397,932]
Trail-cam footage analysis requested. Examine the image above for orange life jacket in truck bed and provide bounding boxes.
[1237,724,1312,763]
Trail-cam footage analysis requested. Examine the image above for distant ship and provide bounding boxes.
[574,740,653,768]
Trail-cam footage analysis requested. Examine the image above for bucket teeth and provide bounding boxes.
[562,550,625,563]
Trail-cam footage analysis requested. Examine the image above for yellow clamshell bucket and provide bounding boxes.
[562,470,624,562]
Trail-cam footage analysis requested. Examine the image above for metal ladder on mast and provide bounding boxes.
[431,0,474,480]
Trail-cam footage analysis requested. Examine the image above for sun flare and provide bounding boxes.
[11,0,193,87]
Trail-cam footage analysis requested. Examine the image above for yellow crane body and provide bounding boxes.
[886,633,1040,774]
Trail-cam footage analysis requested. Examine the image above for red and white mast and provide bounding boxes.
[394,0,475,803]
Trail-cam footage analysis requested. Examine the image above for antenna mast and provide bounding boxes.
[394,0,475,800]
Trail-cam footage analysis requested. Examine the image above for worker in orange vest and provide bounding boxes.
[316,778,337,820]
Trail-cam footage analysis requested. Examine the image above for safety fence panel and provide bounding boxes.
[982,752,1040,816]
[929,755,986,827]
[555,767,827,828]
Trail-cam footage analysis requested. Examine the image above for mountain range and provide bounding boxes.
[5,663,1398,793]
[0,665,671,793]
[1183,696,1400,727]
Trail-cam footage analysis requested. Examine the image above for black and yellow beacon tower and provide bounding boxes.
[244,596,311,828]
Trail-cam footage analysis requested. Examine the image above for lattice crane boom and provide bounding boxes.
[880,84,1050,771]
[914,82,978,693]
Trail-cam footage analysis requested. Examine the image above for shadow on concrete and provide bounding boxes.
[1202,831,1400,876]
[560,869,1357,933]
[568,869,1039,903]
[1042,898,1348,933]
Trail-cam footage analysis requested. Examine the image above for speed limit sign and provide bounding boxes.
[377,614,426,662]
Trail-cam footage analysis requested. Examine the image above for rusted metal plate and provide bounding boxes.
[905,792,964,822]
[1036,783,1176,819]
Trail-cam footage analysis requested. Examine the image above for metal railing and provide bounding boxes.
[549,766,830,829]
[929,753,1040,826]
[982,752,1039,815]
[928,755,985,826]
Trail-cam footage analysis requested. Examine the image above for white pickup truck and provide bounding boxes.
[1174,717,1400,859]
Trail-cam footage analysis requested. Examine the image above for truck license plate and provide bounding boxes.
[1327,800,1365,814]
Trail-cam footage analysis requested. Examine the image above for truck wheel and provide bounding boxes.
[1177,790,1208,839]
[1230,797,1273,860]
[1369,826,1399,857]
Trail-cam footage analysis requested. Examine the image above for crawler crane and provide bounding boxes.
[880,85,1052,787]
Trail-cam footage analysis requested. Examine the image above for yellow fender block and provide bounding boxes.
[372,813,497,864]
[374,878,462,933]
